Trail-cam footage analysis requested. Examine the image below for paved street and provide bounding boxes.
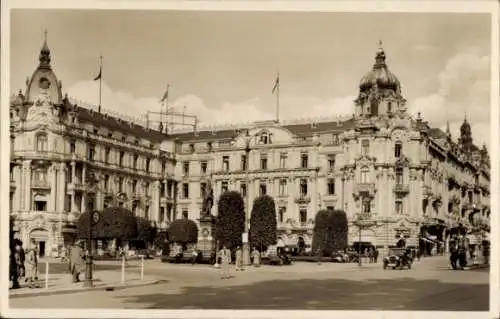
[10,256,489,311]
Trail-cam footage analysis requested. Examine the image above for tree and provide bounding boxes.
[311,209,333,256]
[76,207,138,241]
[167,219,198,244]
[153,231,169,250]
[329,210,348,252]
[250,195,277,251]
[216,191,245,250]
[135,217,158,246]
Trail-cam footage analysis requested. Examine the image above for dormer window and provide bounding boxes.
[35,133,48,152]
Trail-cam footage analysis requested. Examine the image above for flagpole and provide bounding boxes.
[164,84,170,134]
[275,72,280,123]
[98,55,103,113]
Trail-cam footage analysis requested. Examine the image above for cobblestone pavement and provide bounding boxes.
[9,256,489,311]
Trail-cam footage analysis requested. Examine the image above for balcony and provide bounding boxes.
[393,184,410,195]
[68,182,86,192]
[353,182,376,198]
[32,180,51,190]
[160,196,175,205]
[294,194,311,204]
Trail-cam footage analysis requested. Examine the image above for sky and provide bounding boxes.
[10,10,492,149]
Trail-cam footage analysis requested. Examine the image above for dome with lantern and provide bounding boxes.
[359,42,401,94]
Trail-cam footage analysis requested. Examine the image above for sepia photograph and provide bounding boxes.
[2,1,498,318]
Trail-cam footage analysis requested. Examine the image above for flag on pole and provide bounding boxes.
[160,85,170,103]
[94,66,102,81]
[272,73,280,94]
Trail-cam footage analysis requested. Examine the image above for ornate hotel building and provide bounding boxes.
[10,36,490,257]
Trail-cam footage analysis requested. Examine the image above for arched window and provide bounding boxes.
[360,166,370,183]
[35,133,48,152]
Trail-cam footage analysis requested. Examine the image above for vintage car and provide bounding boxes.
[383,248,412,270]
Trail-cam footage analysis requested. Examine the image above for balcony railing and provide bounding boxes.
[294,195,311,204]
[393,184,410,195]
[354,183,376,198]
[32,180,50,189]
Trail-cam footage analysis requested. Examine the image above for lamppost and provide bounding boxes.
[242,130,252,266]
[84,210,101,288]
[352,212,378,267]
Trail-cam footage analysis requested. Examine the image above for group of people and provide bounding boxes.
[217,245,261,279]
[66,241,87,283]
[449,235,469,270]
[10,240,39,289]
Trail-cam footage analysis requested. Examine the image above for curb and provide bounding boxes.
[9,279,167,299]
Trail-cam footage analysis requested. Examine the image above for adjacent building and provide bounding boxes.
[10,36,490,257]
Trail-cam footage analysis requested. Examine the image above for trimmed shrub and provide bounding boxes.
[250,195,277,251]
[329,210,348,252]
[215,191,245,250]
[167,218,198,244]
[311,209,333,256]
[135,217,158,246]
[76,207,138,241]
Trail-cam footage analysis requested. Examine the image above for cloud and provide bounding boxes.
[408,48,490,149]
[66,48,490,152]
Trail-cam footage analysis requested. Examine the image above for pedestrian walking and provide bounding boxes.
[15,244,26,279]
[70,241,85,283]
[252,248,261,267]
[191,248,198,265]
[235,246,243,271]
[373,248,379,263]
[218,245,232,279]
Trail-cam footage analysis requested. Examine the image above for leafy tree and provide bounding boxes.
[135,217,158,246]
[167,219,198,244]
[215,191,245,250]
[250,195,277,251]
[76,207,137,241]
[329,210,348,252]
[311,209,333,256]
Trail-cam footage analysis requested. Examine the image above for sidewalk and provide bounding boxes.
[9,269,165,299]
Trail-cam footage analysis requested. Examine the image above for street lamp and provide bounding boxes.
[352,212,378,267]
[84,210,101,288]
[242,130,252,266]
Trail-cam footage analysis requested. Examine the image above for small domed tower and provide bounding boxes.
[354,42,406,119]
[458,116,473,154]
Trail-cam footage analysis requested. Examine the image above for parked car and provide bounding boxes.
[383,248,412,270]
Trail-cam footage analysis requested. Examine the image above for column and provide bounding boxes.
[12,165,21,212]
[24,160,32,211]
[58,163,66,212]
[310,177,317,215]
[49,164,57,212]
[81,193,87,213]
[152,181,161,222]
[82,164,86,185]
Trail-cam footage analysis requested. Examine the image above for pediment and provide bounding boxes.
[233,125,295,147]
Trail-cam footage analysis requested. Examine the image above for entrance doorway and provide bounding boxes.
[297,237,305,255]
[39,241,46,258]
[30,228,49,258]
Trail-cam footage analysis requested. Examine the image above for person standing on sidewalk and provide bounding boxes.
[218,245,232,279]
[24,246,37,288]
[252,247,261,267]
[235,246,243,271]
[70,242,85,283]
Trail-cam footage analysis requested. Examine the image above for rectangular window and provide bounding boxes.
[222,156,230,172]
[327,178,335,195]
[278,207,286,223]
[362,200,371,214]
[395,168,404,185]
[300,209,307,225]
[200,182,207,197]
[201,161,208,174]
[260,154,268,170]
[221,181,229,193]
[70,141,76,153]
[182,183,189,199]
[395,143,402,158]
[240,183,247,197]
[132,180,137,193]
[133,154,138,169]
[241,155,247,171]
[301,153,308,168]
[395,201,403,214]
[362,140,370,156]
[118,177,124,193]
[279,179,287,196]
[182,210,188,219]
[300,179,308,196]
[145,206,150,220]
[327,154,336,171]
[145,182,150,196]
[160,207,165,222]
[88,144,95,161]
[183,162,190,176]
[104,175,109,191]
[279,153,287,169]
[119,151,125,167]
[105,147,110,164]
[161,160,166,175]
[145,158,151,172]
[259,183,267,196]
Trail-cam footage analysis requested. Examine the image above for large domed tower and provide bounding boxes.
[354,42,407,119]
[458,116,473,154]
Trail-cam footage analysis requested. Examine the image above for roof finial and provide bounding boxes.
[378,40,383,50]
[44,28,48,43]
[39,28,51,68]
[374,39,386,69]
